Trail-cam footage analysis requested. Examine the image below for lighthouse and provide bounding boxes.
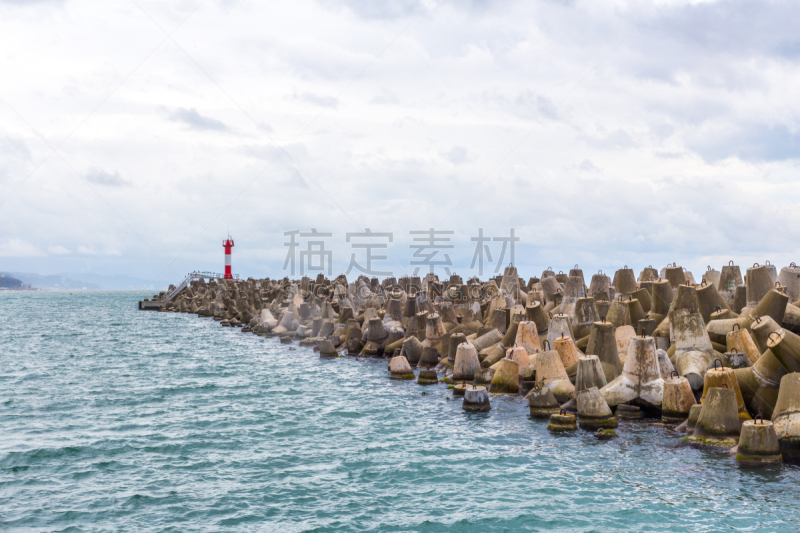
[223,234,234,279]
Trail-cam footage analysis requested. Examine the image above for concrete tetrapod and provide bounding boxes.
[577,386,619,430]
[702,266,721,289]
[525,302,550,339]
[709,308,738,322]
[753,385,781,421]
[589,271,611,299]
[662,374,697,423]
[462,385,491,412]
[560,275,584,318]
[487,308,508,335]
[489,357,520,394]
[779,263,800,302]
[400,336,423,367]
[651,280,674,318]
[665,264,687,289]
[719,261,743,293]
[547,314,574,346]
[515,321,541,356]
[638,265,659,283]
[417,368,439,385]
[547,410,578,432]
[752,346,787,390]
[318,338,339,357]
[480,343,506,369]
[766,328,800,373]
[506,346,530,377]
[616,404,642,419]
[526,383,561,418]
[573,296,600,338]
[696,282,730,324]
[277,310,295,331]
[736,416,782,465]
[721,349,749,369]
[500,264,522,300]
[730,285,752,313]
[685,386,741,449]
[746,264,774,308]
[425,313,447,346]
[471,328,504,353]
[701,361,750,422]
[319,320,336,338]
[553,335,581,371]
[605,300,631,330]
[733,366,759,411]
[600,335,664,411]
[403,297,418,322]
[541,276,563,306]
[452,382,468,397]
[638,318,657,338]
[656,349,676,380]
[447,332,466,368]
[632,288,652,315]
[751,288,789,328]
[771,373,800,463]
[417,346,441,369]
[751,316,784,358]
[615,325,637,360]
[452,342,480,382]
[384,296,403,322]
[672,313,714,390]
[595,297,610,325]
[686,404,703,434]
[673,311,714,358]
[500,315,522,348]
[672,284,700,314]
[707,293,784,347]
[614,267,638,296]
[260,308,279,330]
[310,318,323,338]
[586,321,622,382]
[410,311,427,341]
[575,355,608,392]
[474,367,495,386]
[389,356,415,380]
[362,317,388,356]
[782,304,800,335]
[533,346,575,403]
[726,325,761,366]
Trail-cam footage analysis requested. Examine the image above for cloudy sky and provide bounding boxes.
[1,0,799,286]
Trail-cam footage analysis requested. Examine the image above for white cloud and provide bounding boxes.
[0,239,45,257]
[0,0,799,282]
[85,167,130,187]
[77,246,97,255]
[168,108,229,132]
[47,245,71,255]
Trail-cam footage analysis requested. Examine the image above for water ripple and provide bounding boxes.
[1,291,799,532]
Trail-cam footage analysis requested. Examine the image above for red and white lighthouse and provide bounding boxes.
[223,234,234,279]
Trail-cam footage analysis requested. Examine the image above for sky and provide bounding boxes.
[1,0,800,287]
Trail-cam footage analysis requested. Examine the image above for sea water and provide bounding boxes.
[1,291,799,532]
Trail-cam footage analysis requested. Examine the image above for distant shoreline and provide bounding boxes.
[0,288,161,293]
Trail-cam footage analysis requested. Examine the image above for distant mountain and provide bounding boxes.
[4,272,100,290]
[4,272,172,291]
[0,274,26,289]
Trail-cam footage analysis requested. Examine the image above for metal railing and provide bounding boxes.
[162,271,239,302]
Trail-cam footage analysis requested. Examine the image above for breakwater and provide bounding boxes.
[144,262,800,465]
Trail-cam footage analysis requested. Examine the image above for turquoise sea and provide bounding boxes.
[1,291,799,532]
